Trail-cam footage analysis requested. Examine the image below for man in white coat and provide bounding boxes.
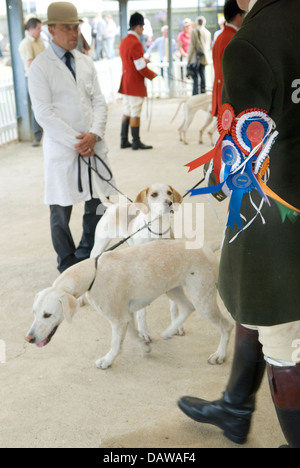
[29,2,116,273]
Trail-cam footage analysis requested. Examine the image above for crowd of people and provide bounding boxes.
[11,0,300,449]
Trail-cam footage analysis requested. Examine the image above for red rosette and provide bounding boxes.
[231,108,269,156]
[217,103,235,136]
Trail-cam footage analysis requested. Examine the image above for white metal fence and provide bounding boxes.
[0,58,213,146]
[0,67,18,146]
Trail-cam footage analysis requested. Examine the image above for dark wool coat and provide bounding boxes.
[218,0,300,326]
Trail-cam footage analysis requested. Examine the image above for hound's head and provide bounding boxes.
[25,287,78,348]
[134,183,183,216]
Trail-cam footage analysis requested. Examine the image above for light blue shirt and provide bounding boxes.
[50,41,76,75]
[146,36,177,61]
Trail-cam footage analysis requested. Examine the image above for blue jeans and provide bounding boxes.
[192,64,206,95]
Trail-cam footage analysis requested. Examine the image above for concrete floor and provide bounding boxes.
[0,98,284,448]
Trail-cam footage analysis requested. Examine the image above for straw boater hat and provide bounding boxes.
[43,2,83,25]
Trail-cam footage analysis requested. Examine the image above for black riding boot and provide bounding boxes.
[120,115,132,148]
[267,362,300,448]
[130,117,153,150]
[178,324,266,444]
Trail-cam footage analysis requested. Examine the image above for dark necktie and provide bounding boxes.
[64,51,76,80]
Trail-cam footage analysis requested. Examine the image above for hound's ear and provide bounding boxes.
[59,293,79,323]
[134,188,149,214]
[169,185,183,205]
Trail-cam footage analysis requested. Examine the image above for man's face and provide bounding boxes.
[135,24,144,37]
[48,24,79,50]
[162,28,168,38]
[29,23,42,39]
[237,0,251,10]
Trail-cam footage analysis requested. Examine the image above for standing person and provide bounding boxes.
[95,13,107,60]
[177,18,193,61]
[18,17,45,146]
[140,12,153,52]
[28,2,116,273]
[187,16,211,95]
[211,0,245,116]
[146,25,177,63]
[118,12,157,150]
[104,15,117,60]
[178,0,300,448]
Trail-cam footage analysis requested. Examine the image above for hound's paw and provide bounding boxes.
[95,357,113,369]
[176,327,185,336]
[207,351,225,365]
[161,328,173,340]
[139,331,152,344]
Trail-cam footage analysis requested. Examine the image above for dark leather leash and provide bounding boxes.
[77,153,133,202]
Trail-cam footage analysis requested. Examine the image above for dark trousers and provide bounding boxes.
[26,78,43,142]
[192,64,206,95]
[50,198,102,273]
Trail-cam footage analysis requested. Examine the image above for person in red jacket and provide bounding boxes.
[118,12,157,150]
[211,0,246,117]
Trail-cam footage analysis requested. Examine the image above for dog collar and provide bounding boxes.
[147,225,171,237]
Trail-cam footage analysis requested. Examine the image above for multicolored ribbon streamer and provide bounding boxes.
[186,104,300,230]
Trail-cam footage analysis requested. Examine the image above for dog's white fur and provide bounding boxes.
[90,183,183,342]
[171,94,216,146]
[26,240,233,369]
[91,184,182,255]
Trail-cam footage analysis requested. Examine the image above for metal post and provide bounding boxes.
[6,0,32,141]
[167,0,175,98]
[119,0,128,40]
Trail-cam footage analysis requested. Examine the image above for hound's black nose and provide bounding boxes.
[25,335,36,344]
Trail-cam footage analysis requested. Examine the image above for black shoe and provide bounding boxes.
[132,140,153,150]
[178,395,251,445]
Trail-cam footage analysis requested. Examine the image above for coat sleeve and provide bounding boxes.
[88,63,108,140]
[131,40,157,81]
[222,38,276,114]
[28,60,79,149]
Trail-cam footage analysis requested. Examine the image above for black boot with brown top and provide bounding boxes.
[267,362,300,448]
[130,117,153,150]
[120,115,132,149]
[178,324,266,444]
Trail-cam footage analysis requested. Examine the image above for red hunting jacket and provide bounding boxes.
[118,32,157,97]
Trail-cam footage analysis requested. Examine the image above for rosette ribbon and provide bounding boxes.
[186,104,300,230]
[226,159,263,229]
[185,104,235,184]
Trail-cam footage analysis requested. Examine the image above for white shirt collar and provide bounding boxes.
[226,23,239,32]
[128,30,140,39]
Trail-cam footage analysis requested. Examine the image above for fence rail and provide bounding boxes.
[0,72,18,146]
[0,59,214,147]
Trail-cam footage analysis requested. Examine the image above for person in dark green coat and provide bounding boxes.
[178,0,300,447]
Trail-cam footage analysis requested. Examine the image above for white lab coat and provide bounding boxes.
[28,46,116,206]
